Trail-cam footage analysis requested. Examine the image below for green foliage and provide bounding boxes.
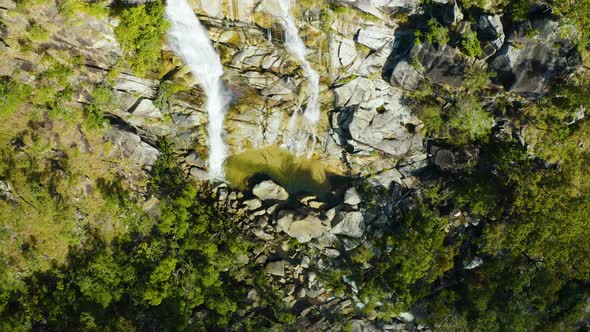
[113,1,169,77]
[415,19,450,46]
[57,0,110,19]
[27,23,49,41]
[83,85,115,130]
[0,77,32,118]
[459,31,482,57]
[154,81,189,112]
[447,95,494,144]
[551,0,590,50]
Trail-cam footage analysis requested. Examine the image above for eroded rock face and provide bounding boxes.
[105,129,160,168]
[478,14,505,59]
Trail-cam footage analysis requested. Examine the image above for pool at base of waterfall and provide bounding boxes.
[225,146,348,201]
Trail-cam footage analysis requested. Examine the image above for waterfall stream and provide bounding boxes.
[165,0,230,180]
[276,0,321,157]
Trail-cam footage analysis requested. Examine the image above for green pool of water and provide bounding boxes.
[225,146,346,200]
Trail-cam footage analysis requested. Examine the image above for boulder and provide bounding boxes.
[344,187,362,206]
[279,214,331,243]
[331,212,365,238]
[243,198,263,210]
[356,26,395,51]
[389,60,422,90]
[265,260,286,277]
[490,19,581,97]
[464,257,483,270]
[336,79,422,157]
[429,145,479,172]
[252,180,289,201]
[478,14,505,58]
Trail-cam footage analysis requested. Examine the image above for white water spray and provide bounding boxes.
[165,0,229,180]
[276,0,321,156]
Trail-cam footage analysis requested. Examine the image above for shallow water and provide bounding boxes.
[225,146,347,200]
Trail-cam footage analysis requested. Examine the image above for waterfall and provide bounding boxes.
[276,0,321,156]
[165,0,229,180]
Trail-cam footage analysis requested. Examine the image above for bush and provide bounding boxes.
[460,31,482,58]
[415,19,450,46]
[0,77,32,118]
[113,1,169,77]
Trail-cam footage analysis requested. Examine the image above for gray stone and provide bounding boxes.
[131,99,162,118]
[247,289,260,303]
[356,26,395,51]
[0,180,15,201]
[344,187,362,206]
[243,198,263,210]
[464,256,484,270]
[255,255,268,265]
[478,15,505,58]
[331,212,365,238]
[389,60,422,90]
[105,129,159,168]
[281,214,331,243]
[490,19,581,97]
[114,73,157,98]
[323,248,341,258]
[252,180,289,201]
[189,167,208,181]
[265,261,286,277]
[252,227,274,241]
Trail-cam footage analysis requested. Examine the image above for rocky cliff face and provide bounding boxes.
[106,1,423,186]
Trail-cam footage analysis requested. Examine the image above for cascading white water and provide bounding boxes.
[165,0,229,180]
[277,0,321,156]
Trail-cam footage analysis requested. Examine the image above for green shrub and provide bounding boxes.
[448,95,495,144]
[415,19,450,46]
[460,31,482,57]
[27,23,49,41]
[0,77,32,118]
[113,1,169,77]
[57,0,109,19]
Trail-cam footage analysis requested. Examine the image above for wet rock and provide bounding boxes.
[252,180,289,201]
[331,212,365,238]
